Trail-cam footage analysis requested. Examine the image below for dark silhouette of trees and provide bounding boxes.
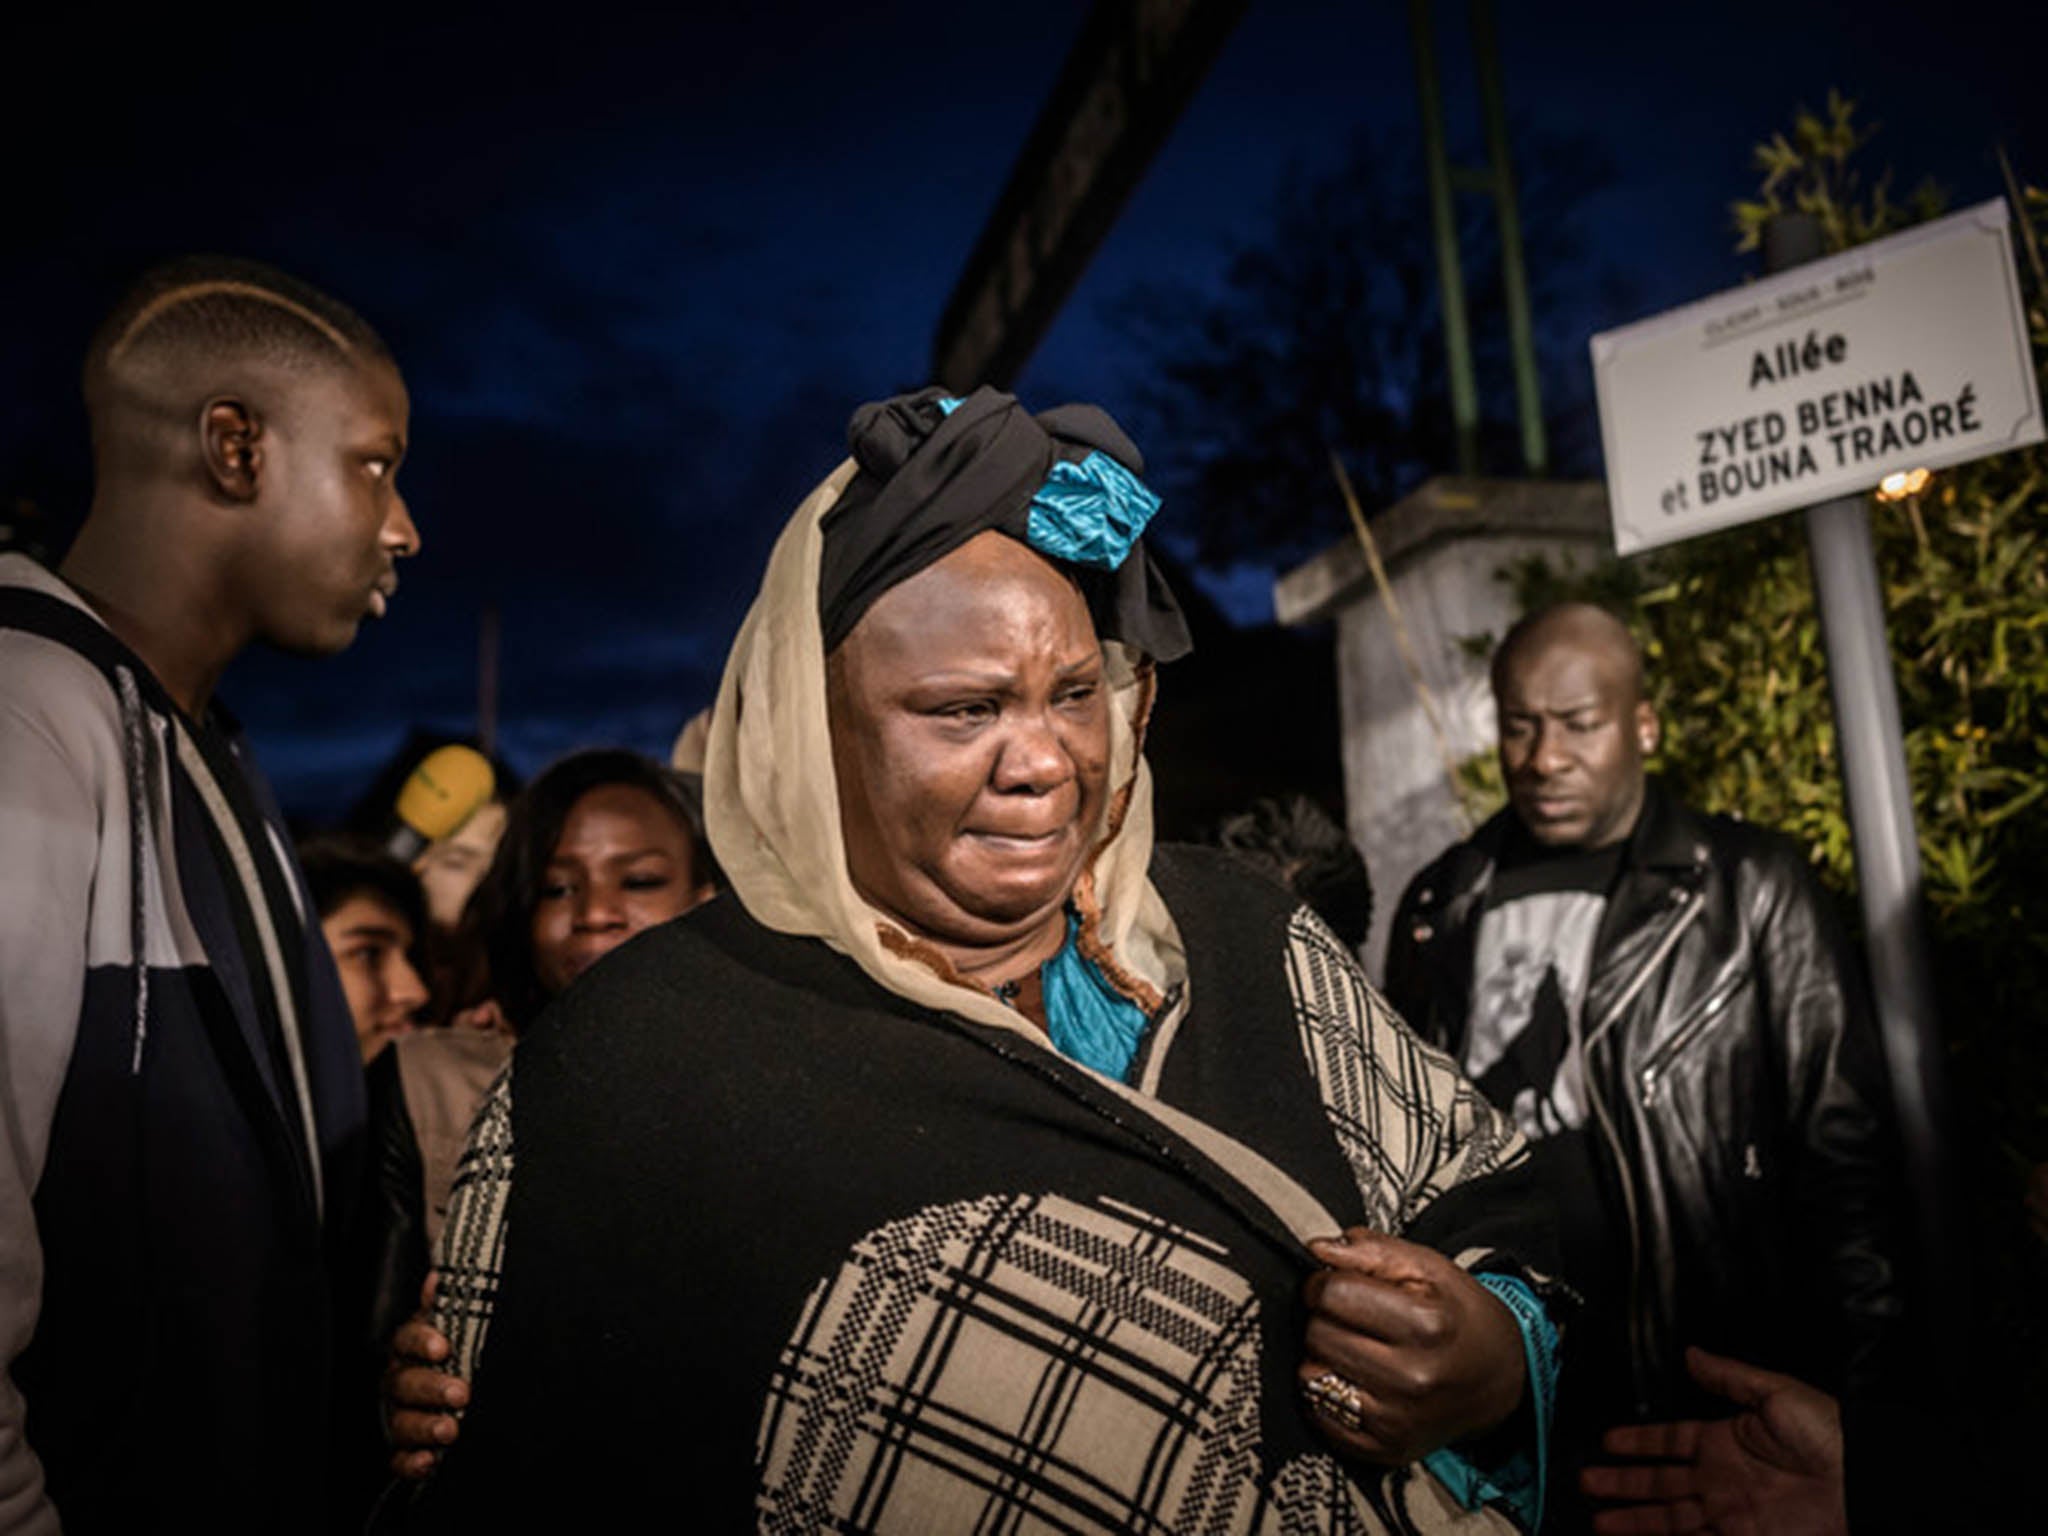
[1109,123,1625,570]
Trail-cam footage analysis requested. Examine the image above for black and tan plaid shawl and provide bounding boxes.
[408,847,1557,1534]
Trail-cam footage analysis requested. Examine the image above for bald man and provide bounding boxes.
[0,256,419,1532]
[1384,604,1905,1507]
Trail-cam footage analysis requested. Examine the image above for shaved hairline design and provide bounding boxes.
[103,279,359,369]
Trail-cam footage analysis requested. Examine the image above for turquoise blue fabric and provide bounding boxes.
[930,399,1159,571]
[1038,911,1150,1080]
[1421,1273,1559,1532]
[1024,451,1162,570]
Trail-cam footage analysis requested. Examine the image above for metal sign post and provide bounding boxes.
[929,0,1246,393]
[1764,211,1958,1374]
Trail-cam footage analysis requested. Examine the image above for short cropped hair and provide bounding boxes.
[298,836,428,937]
[82,254,390,427]
[1489,601,1647,703]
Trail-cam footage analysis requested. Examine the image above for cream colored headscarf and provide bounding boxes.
[702,457,1186,1047]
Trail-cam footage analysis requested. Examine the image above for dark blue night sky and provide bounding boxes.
[4,2,2033,819]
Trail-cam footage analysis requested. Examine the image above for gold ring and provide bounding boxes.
[1302,1370,1369,1434]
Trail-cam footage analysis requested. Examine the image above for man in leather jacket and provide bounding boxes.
[1385,604,1906,1453]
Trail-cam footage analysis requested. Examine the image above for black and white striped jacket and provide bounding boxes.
[0,553,365,1533]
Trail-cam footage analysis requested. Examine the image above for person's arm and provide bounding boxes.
[1374,1026,1564,1533]
[1754,848,1906,1397]
[383,1277,468,1480]
[1299,1227,1529,1458]
[362,1052,431,1356]
[381,1063,513,1479]
[0,699,100,1534]
[1286,907,1565,1529]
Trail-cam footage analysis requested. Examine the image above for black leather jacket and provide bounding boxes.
[1385,783,1906,1415]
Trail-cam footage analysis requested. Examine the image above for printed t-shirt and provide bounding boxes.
[1463,830,1624,1140]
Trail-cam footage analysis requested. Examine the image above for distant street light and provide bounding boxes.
[1875,467,1933,501]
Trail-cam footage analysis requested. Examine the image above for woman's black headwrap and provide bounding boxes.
[817,385,1192,662]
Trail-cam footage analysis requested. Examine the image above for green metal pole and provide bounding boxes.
[1469,0,1547,474]
[1408,0,1479,475]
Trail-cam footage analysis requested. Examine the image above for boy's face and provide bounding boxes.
[243,356,419,655]
[322,891,429,1063]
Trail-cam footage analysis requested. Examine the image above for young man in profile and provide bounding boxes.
[0,256,419,1532]
[301,840,434,1066]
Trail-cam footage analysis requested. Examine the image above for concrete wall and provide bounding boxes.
[1274,478,1612,981]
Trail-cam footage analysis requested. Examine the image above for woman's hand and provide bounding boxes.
[1298,1227,1526,1465]
[383,1274,469,1479]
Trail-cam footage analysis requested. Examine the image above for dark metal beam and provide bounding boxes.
[930,0,1247,393]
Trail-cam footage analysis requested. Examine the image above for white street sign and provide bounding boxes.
[1591,198,2043,556]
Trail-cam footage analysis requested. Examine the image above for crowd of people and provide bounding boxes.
[0,255,2026,1534]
